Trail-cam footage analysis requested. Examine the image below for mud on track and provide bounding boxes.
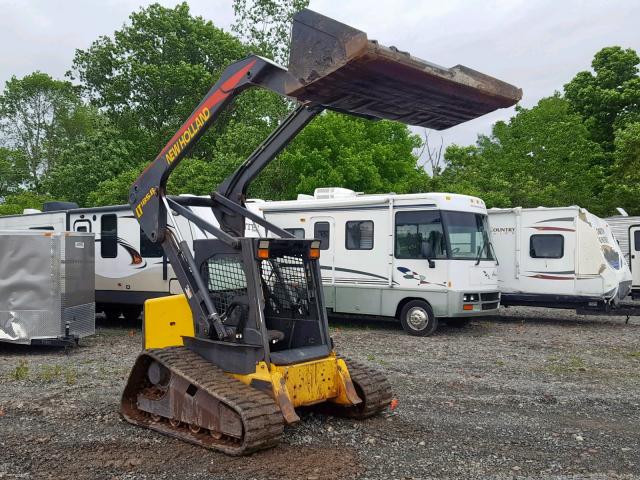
[0,308,639,479]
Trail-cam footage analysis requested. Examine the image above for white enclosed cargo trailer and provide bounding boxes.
[247,188,501,336]
[488,206,632,311]
[0,199,216,320]
[0,231,95,345]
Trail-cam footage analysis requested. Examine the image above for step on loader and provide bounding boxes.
[121,9,522,455]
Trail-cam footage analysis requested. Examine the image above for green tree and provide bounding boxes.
[69,2,251,163]
[250,112,427,200]
[600,122,640,215]
[564,46,640,151]
[0,147,28,197]
[0,72,83,191]
[46,113,135,207]
[87,169,141,207]
[0,191,52,215]
[232,0,309,63]
[436,96,605,213]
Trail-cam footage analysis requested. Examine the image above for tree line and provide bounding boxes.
[0,1,638,217]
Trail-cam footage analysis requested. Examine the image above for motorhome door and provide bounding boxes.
[393,209,448,290]
[630,225,640,289]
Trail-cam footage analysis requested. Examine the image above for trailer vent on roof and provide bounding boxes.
[313,188,358,200]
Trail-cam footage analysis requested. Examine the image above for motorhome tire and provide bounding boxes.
[399,300,437,336]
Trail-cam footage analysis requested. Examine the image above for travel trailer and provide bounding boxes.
[247,188,501,336]
[488,207,632,311]
[606,212,640,300]
[0,199,213,320]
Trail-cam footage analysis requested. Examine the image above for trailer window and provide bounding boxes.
[635,230,640,251]
[395,211,447,259]
[530,234,564,259]
[346,221,374,250]
[314,222,330,250]
[101,214,118,258]
[29,226,54,231]
[285,228,305,239]
[140,229,164,257]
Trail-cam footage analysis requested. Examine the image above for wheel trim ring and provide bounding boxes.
[406,306,429,330]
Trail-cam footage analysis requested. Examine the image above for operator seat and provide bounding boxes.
[222,295,284,344]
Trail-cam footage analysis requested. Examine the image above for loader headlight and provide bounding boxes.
[463,293,479,302]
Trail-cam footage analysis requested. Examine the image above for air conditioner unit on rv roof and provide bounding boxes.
[313,188,357,200]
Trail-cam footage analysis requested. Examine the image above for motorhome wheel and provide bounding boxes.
[399,300,437,336]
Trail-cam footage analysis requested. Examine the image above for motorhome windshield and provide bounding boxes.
[394,210,493,261]
[441,211,493,261]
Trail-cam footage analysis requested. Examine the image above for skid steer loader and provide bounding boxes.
[121,9,522,455]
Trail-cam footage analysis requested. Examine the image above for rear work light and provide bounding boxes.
[310,240,321,259]
[257,240,270,259]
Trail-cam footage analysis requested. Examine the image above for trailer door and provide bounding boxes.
[630,226,640,289]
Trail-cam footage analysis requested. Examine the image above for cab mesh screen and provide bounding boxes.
[203,255,247,314]
[259,254,312,314]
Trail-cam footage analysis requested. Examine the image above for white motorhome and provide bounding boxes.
[246,188,501,336]
[488,207,632,311]
[606,213,640,300]
[0,199,214,320]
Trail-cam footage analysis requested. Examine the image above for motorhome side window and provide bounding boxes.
[285,228,305,239]
[394,211,447,259]
[530,234,564,259]
[635,230,640,251]
[314,222,330,250]
[101,214,118,258]
[346,221,374,250]
[140,229,164,257]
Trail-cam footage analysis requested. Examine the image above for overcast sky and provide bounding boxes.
[1,0,639,148]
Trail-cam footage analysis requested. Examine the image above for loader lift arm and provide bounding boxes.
[128,8,522,341]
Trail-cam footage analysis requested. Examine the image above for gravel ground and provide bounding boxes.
[0,307,639,480]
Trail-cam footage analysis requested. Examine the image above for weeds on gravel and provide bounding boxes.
[29,364,78,385]
[545,355,588,375]
[11,360,29,380]
[39,365,63,382]
[64,367,78,385]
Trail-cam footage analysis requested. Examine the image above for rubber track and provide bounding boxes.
[121,347,284,455]
[313,357,392,418]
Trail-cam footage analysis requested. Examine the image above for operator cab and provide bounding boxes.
[194,237,330,366]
